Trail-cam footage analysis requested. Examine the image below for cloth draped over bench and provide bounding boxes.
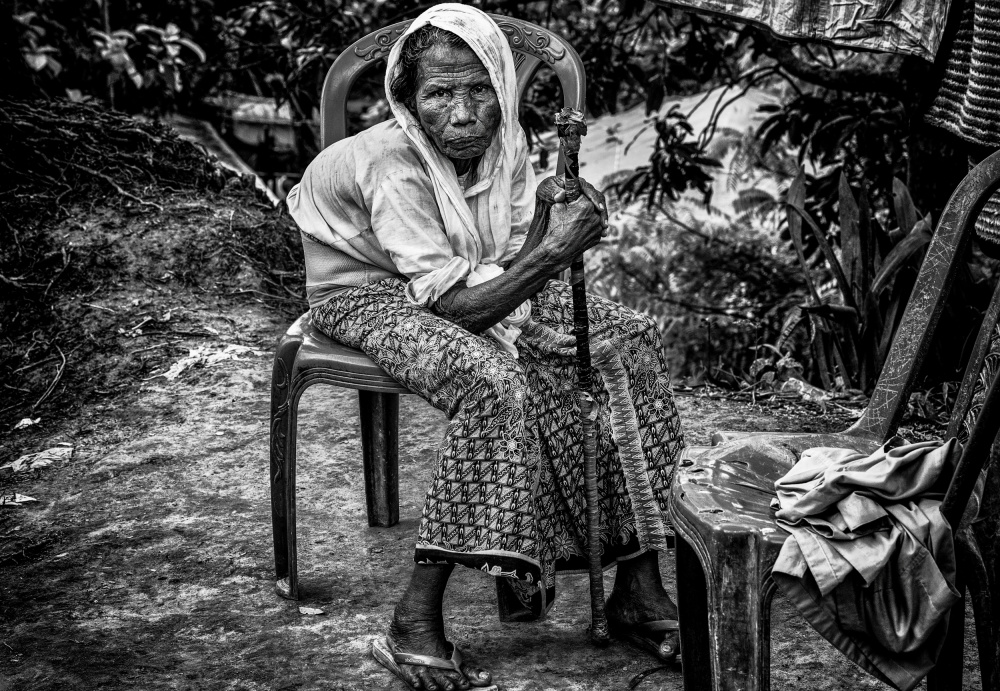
[770,437,963,691]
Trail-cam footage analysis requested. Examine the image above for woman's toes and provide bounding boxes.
[464,665,493,688]
[401,665,423,688]
[416,668,439,691]
[417,667,468,691]
[441,671,464,691]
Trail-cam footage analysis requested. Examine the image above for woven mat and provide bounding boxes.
[926,0,1000,251]
[927,0,1000,147]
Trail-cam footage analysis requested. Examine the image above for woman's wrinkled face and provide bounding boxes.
[414,42,501,163]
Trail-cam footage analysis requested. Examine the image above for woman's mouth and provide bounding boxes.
[447,135,486,149]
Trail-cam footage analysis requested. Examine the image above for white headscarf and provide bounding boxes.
[385,4,533,356]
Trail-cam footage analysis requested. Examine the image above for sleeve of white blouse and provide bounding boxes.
[499,137,537,264]
[369,169,470,306]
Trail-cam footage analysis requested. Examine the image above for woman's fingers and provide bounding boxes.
[563,176,608,229]
[538,173,611,265]
[538,175,605,225]
[572,195,608,241]
[578,178,609,228]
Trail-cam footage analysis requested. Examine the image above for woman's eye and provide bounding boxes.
[472,85,490,95]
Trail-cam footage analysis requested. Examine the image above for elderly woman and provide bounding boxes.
[287,5,684,690]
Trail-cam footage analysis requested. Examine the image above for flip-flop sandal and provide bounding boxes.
[610,619,681,663]
[372,636,499,691]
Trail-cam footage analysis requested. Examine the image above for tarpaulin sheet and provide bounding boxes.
[655,0,952,61]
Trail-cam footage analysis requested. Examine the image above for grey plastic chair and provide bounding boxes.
[269,14,586,600]
[669,149,1000,690]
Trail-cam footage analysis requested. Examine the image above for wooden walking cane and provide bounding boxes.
[555,107,610,644]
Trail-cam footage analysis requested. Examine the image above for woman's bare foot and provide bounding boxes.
[386,564,493,691]
[605,551,680,659]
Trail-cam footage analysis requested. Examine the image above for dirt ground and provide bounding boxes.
[0,308,985,690]
[0,102,984,690]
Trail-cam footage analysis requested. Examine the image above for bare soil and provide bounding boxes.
[0,101,983,690]
[0,356,983,690]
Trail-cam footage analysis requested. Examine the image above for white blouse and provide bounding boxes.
[286,119,534,310]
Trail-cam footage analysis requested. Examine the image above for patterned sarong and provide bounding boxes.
[312,278,683,618]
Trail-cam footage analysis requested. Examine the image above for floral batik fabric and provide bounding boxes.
[311,278,683,619]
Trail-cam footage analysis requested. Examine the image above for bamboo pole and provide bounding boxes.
[555,106,609,644]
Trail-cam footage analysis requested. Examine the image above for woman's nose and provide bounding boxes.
[449,95,476,125]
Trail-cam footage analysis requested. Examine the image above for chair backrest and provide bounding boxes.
[848,149,1000,444]
[319,14,585,154]
[942,326,1000,527]
[838,148,1000,527]
[942,174,1000,527]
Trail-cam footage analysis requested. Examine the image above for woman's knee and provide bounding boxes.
[627,310,659,336]
[598,305,662,345]
[460,349,529,406]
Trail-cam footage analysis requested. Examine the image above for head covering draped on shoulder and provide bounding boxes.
[385,4,533,355]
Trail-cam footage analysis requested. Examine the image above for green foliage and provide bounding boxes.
[779,169,934,392]
[756,89,909,227]
[13,0,213,113]
[587,205,802,382]
[135,23,207,92]
[612,105,722,207]
[217,1,373,132]
[89,28,143,91]
[15,11,63,79]
[9,0,989,395]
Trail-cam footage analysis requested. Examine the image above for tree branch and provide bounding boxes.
[759,34,906,95]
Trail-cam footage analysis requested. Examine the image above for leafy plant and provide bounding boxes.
[12,0,218,112]
[89,27,142,98]
[779,169,933,392]
[586,203,802,382]
[612,105,723,207]
[15,11,63,79]
[135,23,207,95]
[87,22,206,113]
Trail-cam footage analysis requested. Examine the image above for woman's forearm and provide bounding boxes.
[501,205,550,270]
[431,241,560,334]
[431,178,605,334]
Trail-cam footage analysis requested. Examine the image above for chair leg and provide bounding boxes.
[958,529,995,691]
[270,337,302,600]
[676,537,713,691]
[699,531,770,691]
[969,567,996,691]
[927,587,965,690]
[359,390,400,528]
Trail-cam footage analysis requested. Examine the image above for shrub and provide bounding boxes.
[587,204,801,383]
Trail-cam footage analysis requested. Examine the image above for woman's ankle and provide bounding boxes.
[613,551,664,593]
[608,552,676,623]
[389,563,454,646]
